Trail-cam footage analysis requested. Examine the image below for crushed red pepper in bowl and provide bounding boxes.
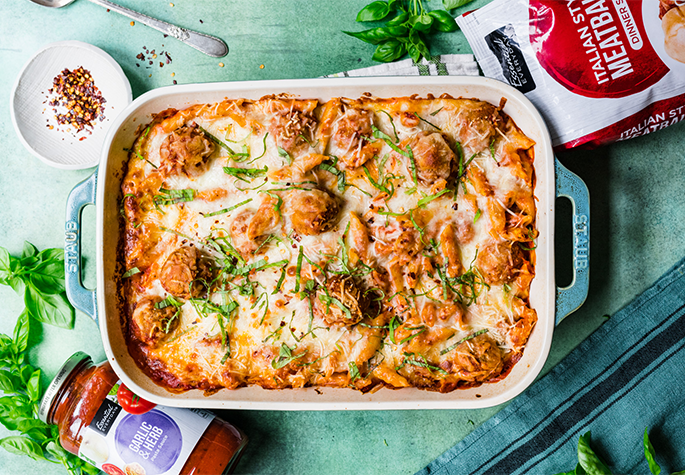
[48,66,106,134]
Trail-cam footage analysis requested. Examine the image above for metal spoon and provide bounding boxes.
[29,0,228,57]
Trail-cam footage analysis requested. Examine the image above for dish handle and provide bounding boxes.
[65,171,98,324]
[555,158,590,325]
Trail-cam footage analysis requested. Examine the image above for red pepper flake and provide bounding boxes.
[173,80,177,85]
[46,66,106,135]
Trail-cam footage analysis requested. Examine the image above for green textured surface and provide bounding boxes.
[1,1,684,474]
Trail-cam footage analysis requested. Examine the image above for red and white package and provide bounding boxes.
[456,0,685,150]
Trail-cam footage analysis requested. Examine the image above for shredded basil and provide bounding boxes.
[122,267,140,278]
[413,112,441,130]
[417,189,451,208]
[271,343,307,369]
[440,329,489,355]
[223,166,268,182]
[154,188,196,206]
[349,361,361,382]
[202,198,253,218]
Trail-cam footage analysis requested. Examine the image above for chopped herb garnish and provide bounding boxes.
[134,149,158,169]
[435,250,489,306]
[430,107,444,116]
[154,187,196,206]
[413,112,441,130]
[349,361,361,382]
[317,156,346,194]
[259,190,284,218]
[160,226,194,241]
[388,316,399,344]
[318,293,352,321]
[474,209,482,223]
[155,295,183,309]
[489,137,498,162]
[220,350,231,364]
[277,146,293,165]
[122,267,140,278]
[294,246,304,293]
[440,329,489,355]
[417,189,451,208]
[200,126,249,159]
[380,110,399,142]
[271,343,307,369]
[398,326,427,345]
[223,165,268,182]
[373,125,412,159]
[396,352,447,374]
[202,198,253,217]
[273,264,288,295]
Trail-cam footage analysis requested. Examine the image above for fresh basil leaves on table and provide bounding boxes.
[344,0,475,62]
[0,242,74,329]
[555,429,685,475]
[0,311,97,474]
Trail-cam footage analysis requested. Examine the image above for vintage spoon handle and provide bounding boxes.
[86,0,228,57]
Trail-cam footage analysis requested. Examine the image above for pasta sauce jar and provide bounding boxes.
[39,352,248,475]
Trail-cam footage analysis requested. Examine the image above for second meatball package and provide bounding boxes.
[457,0,685,150]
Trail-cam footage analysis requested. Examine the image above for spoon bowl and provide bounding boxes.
[28,0,76,6]
[27,0,228,57]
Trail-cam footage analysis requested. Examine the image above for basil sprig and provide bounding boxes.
[552,428,685,475]
[344,0,474,63]
[0,242,74,329]
[0,312,98,474]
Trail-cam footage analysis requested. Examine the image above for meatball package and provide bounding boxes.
[456,0,685,150]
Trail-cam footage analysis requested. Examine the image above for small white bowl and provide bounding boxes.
[10,40,132,170]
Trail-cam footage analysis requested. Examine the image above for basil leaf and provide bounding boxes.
[356,1,391,22]
[577,432,613,475]
[387,11,409,25]
[26,370,41,402]
[373,39,406,62]
[0,436,48,461]
[344,26,408,45]
[0,247,11,281]
[428,10,458,32]
[443,0,476,9]
[0,370,19,393]
[27,259,65,295]
[13,309,30,354]
[24,283,74,329]
[21,242,38,260]
[409,14,433,32]
[643,428,661,475]
[45,440,69,462]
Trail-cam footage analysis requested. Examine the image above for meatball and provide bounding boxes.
[442,333,503,382]
[406,132,455,183]
[333,108,379,169]
[315,275,364,327]
[455,101,504,153]
[159,123,215,177]
[159,246,210,298]
[476,241,524,285]
[663,6,685,63]
[131,297,180,347]
[289,189,339,236]
[269,108,317,155]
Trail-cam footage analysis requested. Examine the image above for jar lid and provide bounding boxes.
[38,352,90,423]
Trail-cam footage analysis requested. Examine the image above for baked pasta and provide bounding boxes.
[119,93,538,394]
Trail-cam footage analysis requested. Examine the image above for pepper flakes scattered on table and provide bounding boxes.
[45,66,106,137]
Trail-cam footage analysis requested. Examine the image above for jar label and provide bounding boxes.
[78,381,213,475]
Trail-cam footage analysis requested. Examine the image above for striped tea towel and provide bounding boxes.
[323,54,479,78]
[418,257,685,475]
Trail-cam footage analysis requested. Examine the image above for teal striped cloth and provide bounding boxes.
[418,258,685,475]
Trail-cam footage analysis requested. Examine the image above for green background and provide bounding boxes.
[1,0,684,473]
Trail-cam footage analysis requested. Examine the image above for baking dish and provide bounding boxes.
[64,76,590,410]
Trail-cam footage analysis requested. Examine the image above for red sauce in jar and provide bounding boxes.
[40,353,247,475]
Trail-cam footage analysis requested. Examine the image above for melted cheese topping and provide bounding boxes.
[120,95,538,394]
